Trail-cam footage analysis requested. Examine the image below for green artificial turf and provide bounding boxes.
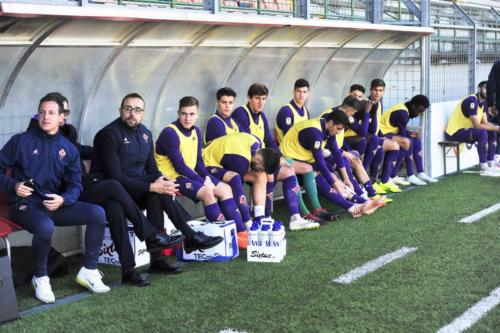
[1,173,499,333]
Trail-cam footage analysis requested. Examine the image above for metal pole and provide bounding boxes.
[421,0,432,175]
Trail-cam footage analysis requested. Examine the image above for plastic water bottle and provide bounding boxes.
[259,224,270,246]
[248,222,260,246]
[270,222,282,246]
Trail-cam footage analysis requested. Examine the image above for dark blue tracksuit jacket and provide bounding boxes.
[0,126,82,205]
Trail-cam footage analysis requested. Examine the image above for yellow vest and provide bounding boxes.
[202,133,260,168]
[379,103,408,135]
[203,114,239,145]
[320,107,344,148]
[445,95,484,136]
[281,118,325,163]
[155,124,199,180]
[276,102,309,145]
[242,105,266,147]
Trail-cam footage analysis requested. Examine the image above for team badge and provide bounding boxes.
[216,213,225,221]
[58,148,66,160]
[210,168,217,174]
[143,133,148,143]
[239,195,247,205]
[349,116,355,124]
[32,148,39,155]
[186,183,192,189]
[266,192,273,200]
[314,141,321,149]
[124,137,130,144]
[292,185,300,194]
[470,102,475,110]
[285,117,292,126]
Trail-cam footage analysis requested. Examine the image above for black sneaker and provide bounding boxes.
[122,269,150,287]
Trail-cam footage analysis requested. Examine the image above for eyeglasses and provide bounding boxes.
[122,106,144,115]
[64,109,70,115]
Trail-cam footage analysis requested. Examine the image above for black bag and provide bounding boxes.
[11,246,68,287]
[0,254,19,324]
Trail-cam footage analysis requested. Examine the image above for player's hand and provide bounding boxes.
[150,176,178,196]
[364,99,374,113]
[15,181,34,198]
[204,176,216,192]
[43,194,64,211]
[322,149,332,158]
[488,106,498,117]
[343,151,358,162]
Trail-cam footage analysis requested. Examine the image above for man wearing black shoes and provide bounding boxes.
[92,93,223,281]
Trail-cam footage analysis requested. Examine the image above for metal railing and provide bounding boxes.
[219,0,294,16]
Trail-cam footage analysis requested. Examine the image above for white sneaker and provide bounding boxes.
[407,174,427,186]
[75,267,110,293]
[417,172,438,183]
[480,169,500,177]
[391,176,410,186]
[32,276,55,304]
[289,218,320,231]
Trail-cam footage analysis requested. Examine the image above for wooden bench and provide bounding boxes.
[438,141,461,175]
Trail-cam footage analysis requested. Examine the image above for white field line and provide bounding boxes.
[436,287,500,333]
[219,330,247,333]
[458,203,500,224]
[332,247,417,284]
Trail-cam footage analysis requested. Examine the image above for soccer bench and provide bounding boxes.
[438,141,461,175]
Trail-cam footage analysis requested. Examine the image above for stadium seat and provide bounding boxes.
[0,191,22,260]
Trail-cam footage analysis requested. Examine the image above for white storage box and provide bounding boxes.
[177,220,238,262]
[98,223,150,268]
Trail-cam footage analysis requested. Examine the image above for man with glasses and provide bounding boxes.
[92,93,223,269]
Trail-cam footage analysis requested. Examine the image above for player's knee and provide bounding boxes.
[385,139,399,151]
[36,220,54,241]
[400,138,411,150]
[217,182,233,197]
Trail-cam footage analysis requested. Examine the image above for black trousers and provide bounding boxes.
[131,192,194,249]
[80,179,158,271]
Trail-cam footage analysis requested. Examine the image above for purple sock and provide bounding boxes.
[404,140,415,176]
[349,194,366,204]
[315,174,353,210]
[282,175,300,216]
[343,157,364,196]
[382,150,399,183]
[488,131,497,162]
[391,148,407,179]
[363,135,380,170]
[412,137,424,173]
[370,147,384,179]
[220,198,245,232]
[229,175,251,222]
[205,203,223,222]
[355,138,367,159]
[363,180,377,197]
[265,181,274,217]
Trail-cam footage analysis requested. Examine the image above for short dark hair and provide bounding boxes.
[121,93,145,109]
[247,83,269,98]
[294,79,310,90]
[216,87,237,100]
[341,95,362,112]
[350,84,365,94]
[39,92,65,114]
[478,81,487,88]
[178,96,199,110]
[409,94,430,109]
[326,110,350,128]
[259,148,281,174]
[370,79,386,90]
